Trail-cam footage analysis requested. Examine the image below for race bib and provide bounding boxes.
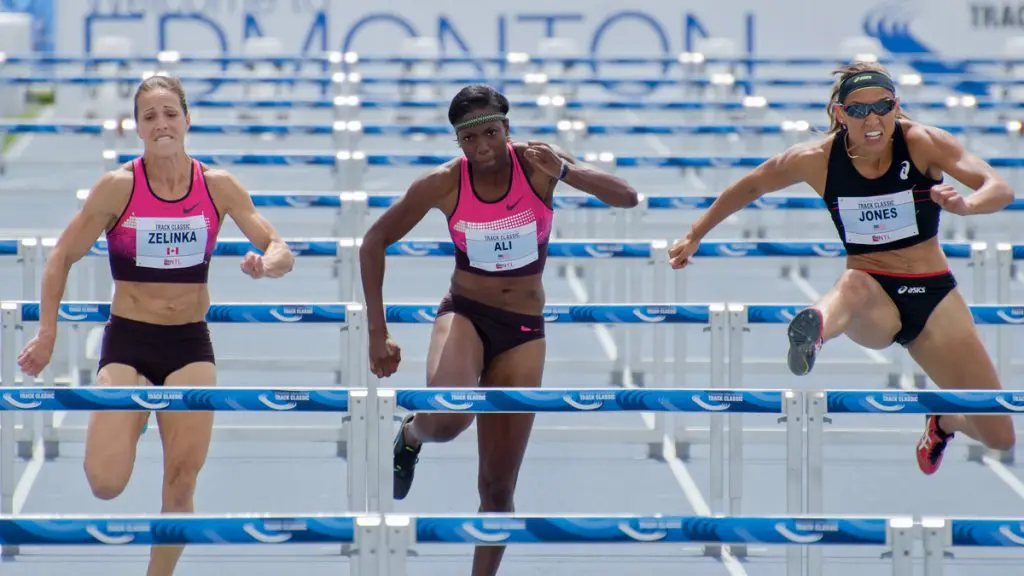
[837,190,919,245]
[135,215,208,269]
[465,221,538,272]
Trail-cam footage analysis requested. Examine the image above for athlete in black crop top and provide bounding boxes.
[668,62,1015,477]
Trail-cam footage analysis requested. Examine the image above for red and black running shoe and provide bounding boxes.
[917,415,954,475]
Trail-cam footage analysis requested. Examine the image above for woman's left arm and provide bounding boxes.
[214,170,295,278]
[923,126,1015,216]
[524,140,640,208]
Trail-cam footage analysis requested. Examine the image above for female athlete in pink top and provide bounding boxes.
[360,84,639,576]
[17,74,294,576]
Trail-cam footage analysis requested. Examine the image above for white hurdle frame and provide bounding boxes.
[1,301,368,464]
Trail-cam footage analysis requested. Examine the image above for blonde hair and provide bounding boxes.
[133,74,189,121]
[826,61,908,134]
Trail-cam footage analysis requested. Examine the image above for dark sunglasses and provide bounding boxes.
[840,98,896,119]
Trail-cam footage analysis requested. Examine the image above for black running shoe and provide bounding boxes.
[787,308,823,376]
[393,415,421,500]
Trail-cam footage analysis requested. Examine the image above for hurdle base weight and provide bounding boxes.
[647,441,691,462]
[610,370,645,388]
[968,443,1015,464]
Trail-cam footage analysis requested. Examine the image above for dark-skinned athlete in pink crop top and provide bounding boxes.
[17,74,295,576]
[360,83,640,576]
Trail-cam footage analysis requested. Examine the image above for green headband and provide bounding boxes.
[454,113,506,131]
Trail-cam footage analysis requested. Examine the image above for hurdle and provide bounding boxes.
[0,510,381,572]
[382,512,910,576]
[374,388,797,547]
[921,517,1024,575]
[0,301,366,461]
[0,384,366,559]
[808,389,1024,576]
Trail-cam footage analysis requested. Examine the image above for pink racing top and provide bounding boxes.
[105,157,221,284]
[447,144,553,277]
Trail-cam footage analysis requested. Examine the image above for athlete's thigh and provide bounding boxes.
[85,363,150,472]
[907,288,1013,445]
[426,312,484,388]
[476,339,545,477]
[906,288,1000,390]
[842,271,902,350]
[157,362,216,472]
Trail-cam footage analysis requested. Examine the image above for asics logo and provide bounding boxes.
[897,286,926,295]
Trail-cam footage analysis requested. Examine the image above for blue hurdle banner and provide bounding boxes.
[394,388,785,414]
[0,514,360,545]
[382,513,914,576]
[184,96,1024,112]
[6,302,353,324]
[383,303,711,324]
[825,390,1024,414]
[0,240,19,256]
[0,387,351,412]
[407,514,889,545]
[9,121,1024,137]
[86,238,340,258]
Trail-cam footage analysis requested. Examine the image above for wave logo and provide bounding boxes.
[583,244,617,258]
[131,394,170,410]
[562,395,603,411]
[995,396,1024,412]
[281,194,314,207]
[396,242,437,256]
[863,394,905,412]
[86,525,135,545]
[811,243,843,257]
[774,522,824,544]
[632,309,666,323]
[58,308,90,321]
[2,393,41,410]
[716,243,754,257]
[244,523,292,543]
[461,522,512,543]
[269,308,304,322]
[433,394,473,411]
[996,308,1024,325]
[415,307,436,323]
[691,394,731,412]
[618,523,667,542]
[258,394,297,411]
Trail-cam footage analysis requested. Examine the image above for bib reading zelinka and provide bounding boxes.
[135,215,209,269]
[466,221,538,272]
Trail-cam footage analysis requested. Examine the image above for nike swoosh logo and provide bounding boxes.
[520,325,539,332]
[183,202,200,214]
[506,197,522,211]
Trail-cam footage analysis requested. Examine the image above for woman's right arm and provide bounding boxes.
[687,141,824,242]
[359,168,451,339]
[37,172,125,341]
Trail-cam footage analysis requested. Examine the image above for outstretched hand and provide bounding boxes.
[930,184,971,216]
[523,141,567,179]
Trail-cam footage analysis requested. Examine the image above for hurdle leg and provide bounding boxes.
[805,391,827,575]
[888,518,915,576]
[784,391,804,576]
[922,518,950,575]
[1,304,19,557]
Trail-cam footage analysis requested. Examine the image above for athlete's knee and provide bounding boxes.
[84,461,130,500]
[478,474,515,512]
[414,413,472,443]
[835,269,877,306]
[162,459,203,510]
[983,418,1016,452]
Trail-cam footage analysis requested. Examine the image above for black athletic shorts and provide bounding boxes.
[861,268,958,346]
[437,292,545,373]
[97,314,215,385]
